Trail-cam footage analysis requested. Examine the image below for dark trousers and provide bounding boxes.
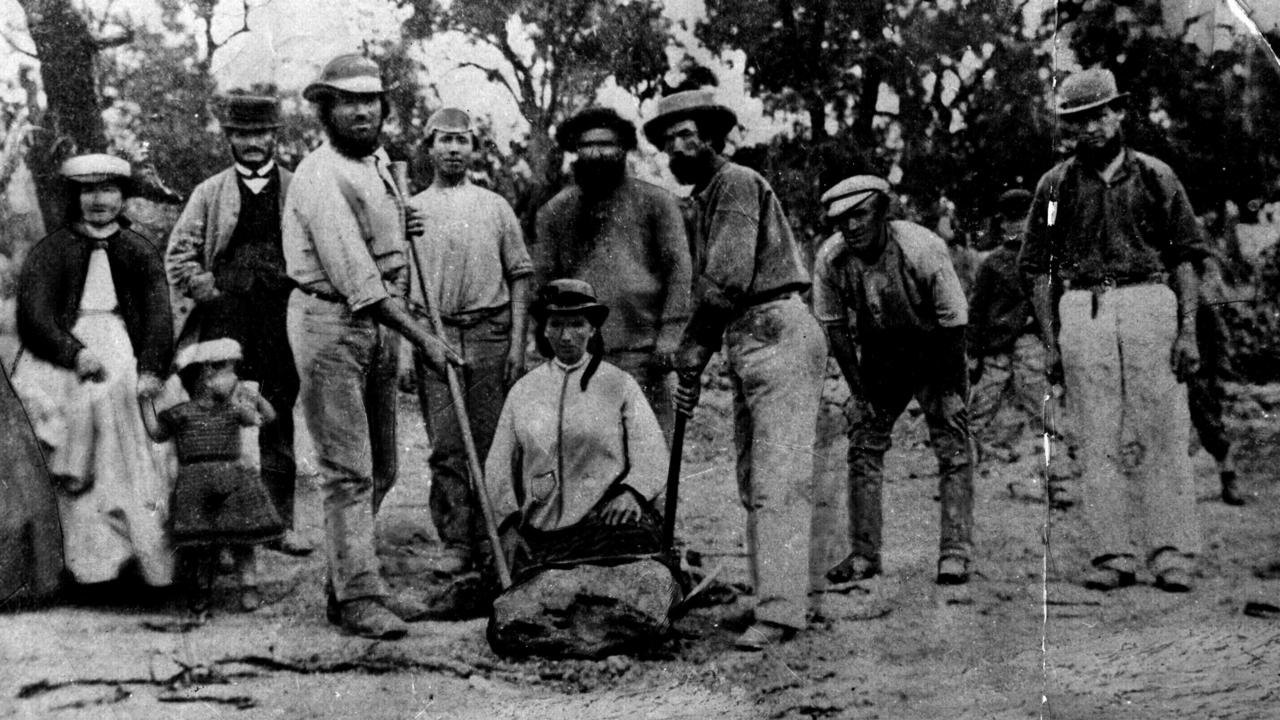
[1188,303,1231,461]
[847,346,974,562]
[414,311,510,561]
[197,289,300,527]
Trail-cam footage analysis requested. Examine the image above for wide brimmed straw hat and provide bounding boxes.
[303,53,385,102]
[532,278,610,326]
[1055,68,1128,116]
[821,175,891,218]
[175,338,243,371]
[642,89,737,147]
[59,154,131,185]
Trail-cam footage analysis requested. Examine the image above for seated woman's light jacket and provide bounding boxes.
[484,355,669,532]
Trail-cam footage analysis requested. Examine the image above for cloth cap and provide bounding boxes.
[1055,68,1128,116]
[996,189,1032,219]
[557,106,638,152]
[821,175,891,218]
[426,107,475,138]
[217,94,281,131]
[642,89,738,147]
[175,338,243,371]
[532,278,610,326]
[303,53,385,102]
[59,154,131,184]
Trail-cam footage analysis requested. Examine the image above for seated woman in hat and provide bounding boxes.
[12,153,176,590]
[483,278,670,581]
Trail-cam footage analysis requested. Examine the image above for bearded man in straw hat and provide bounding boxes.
[283,53,462,639]
[645,88,828,650]
[166,92,314,559]
[536,106,692,440]
[813,175,974,589]
[1020,68,1209,593]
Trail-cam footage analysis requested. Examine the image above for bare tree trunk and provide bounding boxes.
[16,0,109,229]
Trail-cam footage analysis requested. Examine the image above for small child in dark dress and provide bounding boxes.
[141,338,283,613]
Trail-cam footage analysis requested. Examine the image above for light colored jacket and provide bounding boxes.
[165,166,292,343]
[484,357,668,532]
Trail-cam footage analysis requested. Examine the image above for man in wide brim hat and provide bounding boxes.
[302,53,386,101]
[642,89,737,148]
[1054,67,1128,116]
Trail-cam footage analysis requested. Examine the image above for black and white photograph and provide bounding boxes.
[1,0,1279,717]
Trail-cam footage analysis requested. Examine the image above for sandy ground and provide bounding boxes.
[3,370,1280,720]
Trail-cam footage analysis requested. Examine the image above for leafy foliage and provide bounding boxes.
[401,0,674,227]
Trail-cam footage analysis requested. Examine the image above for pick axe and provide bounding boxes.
[662,407,689,556]
[390,161,512,589]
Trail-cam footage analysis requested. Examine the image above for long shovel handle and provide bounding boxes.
[390,162,512,589]
[662,410,688,555]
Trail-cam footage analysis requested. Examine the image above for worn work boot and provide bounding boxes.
[333,598,408,640]
[935,555,971,585]
[267,530,315,557]
[1082,566,1136,592]
[1220,471,1245,506]
[383,592,433,622]
[1154,567,1193,593]
[734,621,796,651]
[825,553,881,585]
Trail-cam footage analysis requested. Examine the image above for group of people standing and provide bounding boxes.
[0,53,1236,655]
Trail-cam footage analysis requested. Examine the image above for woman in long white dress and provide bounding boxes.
[12,154,175,588]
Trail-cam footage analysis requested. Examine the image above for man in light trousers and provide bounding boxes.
[1021,68,1207,593]
[646,88,827,650]
[284,54,460,639]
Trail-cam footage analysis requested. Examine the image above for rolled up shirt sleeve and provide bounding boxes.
[926,243,969,328]
[497,199,534,281]
[286,174,390,313]
[811,236,848,325]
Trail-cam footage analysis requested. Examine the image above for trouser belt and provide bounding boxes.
[1064,272,1169,319]
[1063,272,1168,292]
[295,285,345,303]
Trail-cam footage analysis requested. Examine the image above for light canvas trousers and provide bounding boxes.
[723,296,827,630]
[289,292,400,602]
[1059,283,1199,574]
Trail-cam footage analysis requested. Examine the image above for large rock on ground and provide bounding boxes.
[488,560,680,659]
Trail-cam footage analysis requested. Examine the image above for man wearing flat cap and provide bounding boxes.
[283,53,462,639]
[166,92,313,558]
[536,106,691,439]
[813,175,974,588]
[647,88,827,650]
[406,107,533,583]
[1020,68,1208,592]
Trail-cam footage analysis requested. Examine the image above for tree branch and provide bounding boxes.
[453,60,519,103]
[0,26,37,58]
[94,28,134,50]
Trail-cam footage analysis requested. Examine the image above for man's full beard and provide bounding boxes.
[1075,129,1125,170]
[668,153,707,186]
[324,117,383,158]
[572,154,626,193]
